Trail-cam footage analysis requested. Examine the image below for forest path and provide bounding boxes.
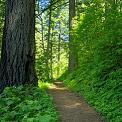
[48,81,104,122]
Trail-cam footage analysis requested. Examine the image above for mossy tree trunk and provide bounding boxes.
[0,0,37,92]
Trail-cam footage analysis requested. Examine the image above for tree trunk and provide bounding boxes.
[46,0,52,80]
[0,0,37,91]
[0,0,5,59]
[57,22,61,77]
[68,0,77,72]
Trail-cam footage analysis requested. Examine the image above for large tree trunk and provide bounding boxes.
[68,0,78,72]
[0,0,5,58]
[0,0,37,91]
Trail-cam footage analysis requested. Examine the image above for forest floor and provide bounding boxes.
[48,81,105,122]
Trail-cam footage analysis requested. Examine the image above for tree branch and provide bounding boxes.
[38,0,69,16]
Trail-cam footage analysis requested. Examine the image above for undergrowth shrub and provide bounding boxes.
[59,0,122,122]
[0,86,58,122]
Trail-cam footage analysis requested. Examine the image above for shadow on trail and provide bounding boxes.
[48,81,105,122]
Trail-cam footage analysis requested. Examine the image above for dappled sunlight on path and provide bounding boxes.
[48,81,104,122]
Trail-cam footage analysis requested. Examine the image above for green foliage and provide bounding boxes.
[35,1,68,81]
[38,80,51,90]
[0,86,58,122]
[60,0,122,121]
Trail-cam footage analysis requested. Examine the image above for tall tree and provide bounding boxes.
[68,0,77,71]
[57,21,61,77]
[46,0,53,80]
[0,0,5,57]
[0,0,37,91]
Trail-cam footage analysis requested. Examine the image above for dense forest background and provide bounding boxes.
[0,0,122,121]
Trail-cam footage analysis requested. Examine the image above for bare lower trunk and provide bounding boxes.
[0,0,37,92]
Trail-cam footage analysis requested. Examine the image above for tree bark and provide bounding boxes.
[0,0,37,91]
[57,21,61,77]
[0,0,5,59]
[46,0,52,80]
[68,0,78,72]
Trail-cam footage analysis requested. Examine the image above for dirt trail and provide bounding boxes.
[48,81,104,122]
